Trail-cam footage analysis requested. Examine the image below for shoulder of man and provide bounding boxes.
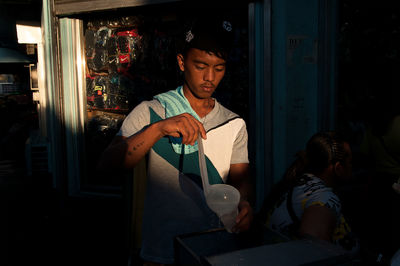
[128,99,165,118]
[216,101,243,122]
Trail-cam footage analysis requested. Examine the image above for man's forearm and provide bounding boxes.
[99,122,164,170]
[99,112,206,170]
[122,123,164,168]
[237,180,254,204]
[228,163,254,205]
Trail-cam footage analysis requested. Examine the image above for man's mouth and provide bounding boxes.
[201,84,214,91]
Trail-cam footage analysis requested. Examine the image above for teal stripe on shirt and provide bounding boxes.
[149,107,223,186]
[153,86,200,154]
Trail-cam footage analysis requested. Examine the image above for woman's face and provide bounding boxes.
[337,142,353,181]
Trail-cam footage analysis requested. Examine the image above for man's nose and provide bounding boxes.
[204,68,215,82]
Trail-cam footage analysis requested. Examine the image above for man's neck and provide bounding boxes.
[183,87,215,118]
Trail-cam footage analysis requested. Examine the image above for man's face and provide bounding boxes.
[177,48,226,99]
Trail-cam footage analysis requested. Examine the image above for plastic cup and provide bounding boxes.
[205,184,240,233]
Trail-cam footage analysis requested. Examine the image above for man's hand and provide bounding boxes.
[157,113,207,145]
[231,199,253,233]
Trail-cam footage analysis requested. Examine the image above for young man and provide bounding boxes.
[99,17,253,264]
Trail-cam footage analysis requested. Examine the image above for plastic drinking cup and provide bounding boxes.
[205,184,240,233]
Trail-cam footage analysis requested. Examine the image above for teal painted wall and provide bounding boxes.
[271,0,336,184]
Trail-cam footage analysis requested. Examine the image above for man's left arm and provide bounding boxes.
[228,162,254,233]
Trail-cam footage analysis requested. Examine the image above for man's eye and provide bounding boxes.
[195,65,205,70]
[215,67,225,72]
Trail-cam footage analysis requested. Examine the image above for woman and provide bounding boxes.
[264,131,359,253]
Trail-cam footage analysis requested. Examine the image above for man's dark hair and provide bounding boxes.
[176,16,235,60]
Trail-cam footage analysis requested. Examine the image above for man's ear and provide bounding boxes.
[177,54,185,71]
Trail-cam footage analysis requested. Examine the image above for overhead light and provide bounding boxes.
[0,47,34,63]
[16,24,41,44]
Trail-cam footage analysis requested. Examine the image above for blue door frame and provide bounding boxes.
[250,0,337,211]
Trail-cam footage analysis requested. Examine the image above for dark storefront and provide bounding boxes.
[2,0,399,265]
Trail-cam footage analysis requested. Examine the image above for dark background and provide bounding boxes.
[336,0,400,149]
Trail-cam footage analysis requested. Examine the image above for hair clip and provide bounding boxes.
[185,30,194,43]
[222,21,232,32]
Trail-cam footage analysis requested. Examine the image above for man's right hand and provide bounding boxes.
[156,113,207,146]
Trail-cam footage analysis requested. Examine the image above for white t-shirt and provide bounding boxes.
[118,97,249,264]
